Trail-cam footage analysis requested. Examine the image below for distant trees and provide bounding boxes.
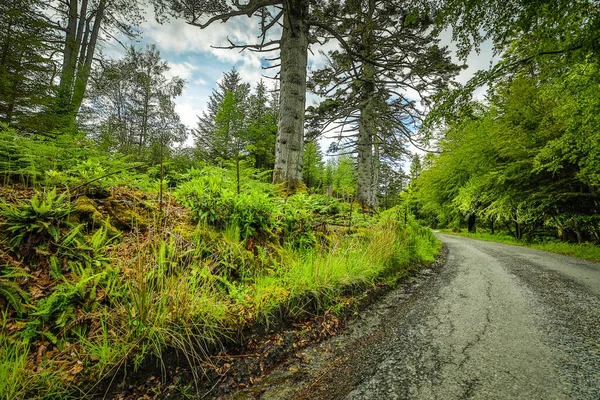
[87,45,186,164]
[302,141,324,191]
[411,66,600,242]
[195,69,277,173]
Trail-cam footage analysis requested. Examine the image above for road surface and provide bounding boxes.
[228,234,600,399]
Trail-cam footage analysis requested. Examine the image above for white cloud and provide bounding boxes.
[165,61,198,80]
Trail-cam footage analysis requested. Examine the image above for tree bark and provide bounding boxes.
[56,0,79,113]
[71,0,105,115]
[272,0,309,190]
[355,0,377,209]
[468,213,476,233]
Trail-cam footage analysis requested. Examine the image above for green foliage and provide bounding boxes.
[302,141,325,190]
[0,189,72,253]
[413,63,600,243]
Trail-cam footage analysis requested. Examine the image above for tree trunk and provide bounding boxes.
[468,213,476,233]
[356,65,376,209]
[71,0,106,115]
[355,0,377,209]
[56,0,79,114]
[489,218,495,234]
[272,0,309,190]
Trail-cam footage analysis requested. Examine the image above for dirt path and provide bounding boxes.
[225,234,600,399]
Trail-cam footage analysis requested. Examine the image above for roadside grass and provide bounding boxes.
[0,185,440,399]
[438,230,600,262]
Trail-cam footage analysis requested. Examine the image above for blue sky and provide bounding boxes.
[103,8,496,150]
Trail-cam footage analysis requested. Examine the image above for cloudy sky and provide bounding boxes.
[102,8,496,148]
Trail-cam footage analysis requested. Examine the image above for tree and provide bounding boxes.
[302,141,324,190]
[411,67,600,242]
[155,0,316,188]
[50,0,145,123]
[308,0,460,209]
[85,45,186,163]
[195,68,250,164]
[409,154,422,183]
[245,80,277,170]
[331,155,356,201]
[0,0,57,130]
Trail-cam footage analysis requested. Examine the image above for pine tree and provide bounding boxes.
[302,141,325,191]
[246,80,277,170]
[308,0,460,209]
[195,68,250,164]
[0,0,56,131]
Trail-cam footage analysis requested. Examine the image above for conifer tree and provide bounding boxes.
[194,68,250,164]
[0,0,56,130]
[309,0,460,209]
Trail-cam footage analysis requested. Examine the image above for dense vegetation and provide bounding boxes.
[409,0,600,245]
[1,0,599,397]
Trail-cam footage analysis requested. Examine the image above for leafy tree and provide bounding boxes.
[85,45,186,163]
[331,155,356,201]
[51,0,145,122]
[412,67,600,242]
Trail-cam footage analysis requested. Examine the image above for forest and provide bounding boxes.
[0,0,598,398]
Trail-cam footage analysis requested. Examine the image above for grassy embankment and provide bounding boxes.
[0,167,439,399]
[438,229,600,262]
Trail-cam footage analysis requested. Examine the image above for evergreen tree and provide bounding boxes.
[302,141,325,191]
[194,68,250,164]
[0,0,57,131]
[308,0,460,209]
[246,80,277,170]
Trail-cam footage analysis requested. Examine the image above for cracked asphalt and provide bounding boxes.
[227,234,600,400]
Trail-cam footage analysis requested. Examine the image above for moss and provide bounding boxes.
[72,196,120,238]
[73,196,107,227]
[172,223,198,241]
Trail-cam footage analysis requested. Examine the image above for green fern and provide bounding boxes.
[0,268,32,316]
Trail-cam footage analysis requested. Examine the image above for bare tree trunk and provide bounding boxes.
[272,0,309,190]
[355,0,377,209]
[468,213,476,233]
[71,0,105,115]
[57,0,79,113]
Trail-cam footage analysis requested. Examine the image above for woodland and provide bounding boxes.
[0,0,599,398]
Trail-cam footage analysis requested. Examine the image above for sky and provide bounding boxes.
[102,7,497,152]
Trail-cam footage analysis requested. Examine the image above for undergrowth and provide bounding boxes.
[0,166,439,399]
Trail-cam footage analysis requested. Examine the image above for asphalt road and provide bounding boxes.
[228,234,600,399]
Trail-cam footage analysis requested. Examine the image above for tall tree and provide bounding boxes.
[155,0,383,189]
[195,68,250,164]
[246,80,278,170]
[85,45,186,163]
[308,0,460,209]
[50,0,145,122]
[0,0,57,130]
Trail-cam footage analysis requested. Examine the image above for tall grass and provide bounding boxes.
[0,187,440,398]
